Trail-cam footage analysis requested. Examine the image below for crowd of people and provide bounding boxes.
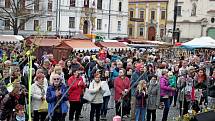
[0,44,215,121]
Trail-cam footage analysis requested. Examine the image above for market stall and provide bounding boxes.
[96,42,130,51]
[0,35,24,44]
[54,39,100,60]
[182,36,215,49]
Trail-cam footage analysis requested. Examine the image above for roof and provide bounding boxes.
[129,0,168,3]
[0,35,24,43]
[27,38,61,47]
[97,42,130,50]
[56,40,100,51]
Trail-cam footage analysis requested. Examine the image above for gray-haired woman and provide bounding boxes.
[147,75,160,121]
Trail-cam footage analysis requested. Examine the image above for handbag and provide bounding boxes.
[83,88,96,102]
[38,100,48,112]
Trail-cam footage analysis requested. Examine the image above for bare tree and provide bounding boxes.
[0,0,45,35]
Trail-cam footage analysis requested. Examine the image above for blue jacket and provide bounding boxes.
[46,83,68,116]
[131,71,148,96]
[110,68,119,81]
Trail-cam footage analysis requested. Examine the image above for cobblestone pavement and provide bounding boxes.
[66,95,179,121]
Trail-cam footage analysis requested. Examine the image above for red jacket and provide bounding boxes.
[114,76,131,101]
[68,76,85,102]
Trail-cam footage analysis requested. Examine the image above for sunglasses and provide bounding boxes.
[53,78,60,80]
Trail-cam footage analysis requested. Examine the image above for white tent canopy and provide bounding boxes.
[0,35,24,43]
[182,36,215,48]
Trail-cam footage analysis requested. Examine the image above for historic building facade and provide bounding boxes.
[128,0,168,41]
[0,0,128,39]
[166,0,215,41]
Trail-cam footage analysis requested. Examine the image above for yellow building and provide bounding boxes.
[128,0,168,40]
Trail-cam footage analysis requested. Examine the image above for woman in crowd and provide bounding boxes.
[68,69,86,121]
[208,69,215,108]
[114,69,131,117]
[32,71,48,121]
[177,69,193,115]
[46,74,68,121]
[0,82,24,121]
[135,80,148,121]
[63,60,72,80]
[194,68,208,105]
[160,70,176,121]
[50,65,65,85]
[100,70,111,120]
[89,73,105,121]
[147,75,160,121]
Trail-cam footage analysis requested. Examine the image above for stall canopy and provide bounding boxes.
[26,38,61,47]
[97,42,130,50]
[182,36,215,48]
[56,40,100,51]
[0,35,24,43]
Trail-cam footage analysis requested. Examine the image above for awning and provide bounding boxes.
[97,42,130,50]
[26,38,61,47]
[56,40,100,52]
[0,35,24,43]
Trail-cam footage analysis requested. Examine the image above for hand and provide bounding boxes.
[41,96,45,101]
[172,87,176,91]
[56,90,61,97]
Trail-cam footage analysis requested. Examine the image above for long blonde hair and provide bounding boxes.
[137,80,147,92]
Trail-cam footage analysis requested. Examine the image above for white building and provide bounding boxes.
[166,0,215,41]
[0,0,128,39]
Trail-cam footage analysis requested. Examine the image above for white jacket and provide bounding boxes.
[31,81,48,111]
[101,81,111,97]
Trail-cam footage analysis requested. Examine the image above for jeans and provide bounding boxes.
[69,101,82,121]
[131,96,136,120]
[90,103,102,121]
[101,96,110,117]
[135,107,146,121]
[161,97,170,121]
[147,109,156,121]
[33,110,47,121]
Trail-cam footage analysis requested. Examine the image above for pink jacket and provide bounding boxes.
[160,76,173,97]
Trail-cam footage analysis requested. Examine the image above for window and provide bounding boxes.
[4,19,10,30]
[117,21,121,31]
[161,11,166,20]
[140,11,144,19]
[191,3,196,16]
[5,0,10,8]
[34,20,39,31]
[47,21,52,31]
[70,0,75,7]
[20,19,25,30]
[48,1,53,12]
[97,0,102,10]
[160,29,164,38]
[139,28,144,36]
[84,0,89,7]
[69,17,75,28]
[119,2,122,12]
[177,6,182,16]
[130,11,134,18]
[151,11,155,20]
[34,0,39,11]
[97,19,102,30]
[129,28,133,36]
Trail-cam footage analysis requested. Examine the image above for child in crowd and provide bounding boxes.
[135,80,148,121]
[168,71,177,105]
